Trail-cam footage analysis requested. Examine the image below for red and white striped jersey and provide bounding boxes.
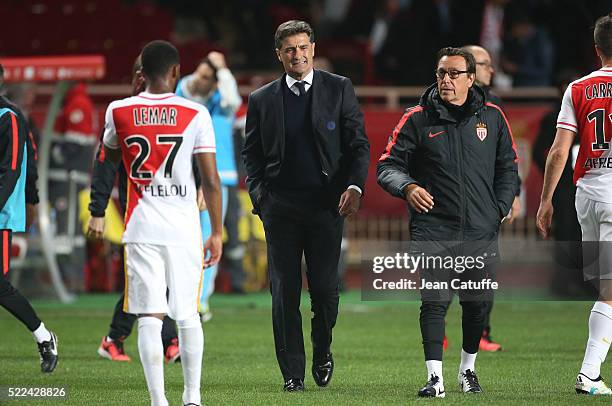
[558,67,612,202]
[103,92,215,245]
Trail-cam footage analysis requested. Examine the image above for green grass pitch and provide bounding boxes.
[0,292,610,405]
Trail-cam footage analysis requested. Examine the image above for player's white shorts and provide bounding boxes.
[123,241,203,320]
[575,193,612,280]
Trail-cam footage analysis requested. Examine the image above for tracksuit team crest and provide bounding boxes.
[476,122,487,141]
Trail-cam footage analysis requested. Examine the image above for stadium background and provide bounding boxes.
[0,0,611,404]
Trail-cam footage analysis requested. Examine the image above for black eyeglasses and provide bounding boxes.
[435,69,469,79]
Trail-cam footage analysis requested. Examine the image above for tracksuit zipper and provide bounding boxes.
[457,122,466,240]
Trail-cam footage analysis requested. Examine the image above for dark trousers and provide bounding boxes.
[483,300,493,336]
[0,229,42,332]
[108,293,178,349]
[420,299,486,360]
[419,263,495,361]
[261,192,344,381]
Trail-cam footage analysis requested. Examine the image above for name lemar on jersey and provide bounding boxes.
[133,106,177,126]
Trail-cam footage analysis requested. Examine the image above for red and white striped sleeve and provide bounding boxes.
[193,107,216,155]
[102,101,119,149]
[557,84,578,133]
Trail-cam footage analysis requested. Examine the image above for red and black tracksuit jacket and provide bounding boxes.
[377,84,518,245]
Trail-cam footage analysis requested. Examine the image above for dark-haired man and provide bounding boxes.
[0,64,58,373]
[102,40,223,406]
[377,47,517,397]
[243,20,370,392]
[176,51,242,321]
[537,13,612,396]
[88,55,180,364]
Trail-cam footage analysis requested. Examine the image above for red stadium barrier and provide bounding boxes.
[0,55,105,82]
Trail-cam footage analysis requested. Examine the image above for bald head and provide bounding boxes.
[461,45,494,87]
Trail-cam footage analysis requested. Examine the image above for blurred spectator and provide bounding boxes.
[50,82,96,291]
[462,45,502,104]
[479,0,512,88]
[501,12,554,86]
[52,83,97,169]
[175,51,242,319]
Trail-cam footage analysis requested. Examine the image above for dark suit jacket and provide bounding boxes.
[242,70,370,213]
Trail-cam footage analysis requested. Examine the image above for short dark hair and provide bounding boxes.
[594,13,612,58]
[274,20,314,49]
[199,57,218,82]
[436,47,476,74]
[141,40,179,80]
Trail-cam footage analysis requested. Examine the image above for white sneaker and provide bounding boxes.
[417,374,446,398]
[576,373,612,395]
[458,369,482,393]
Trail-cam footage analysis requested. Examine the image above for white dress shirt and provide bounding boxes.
[285,69,314,95]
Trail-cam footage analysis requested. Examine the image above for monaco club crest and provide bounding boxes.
[476,122,487,141]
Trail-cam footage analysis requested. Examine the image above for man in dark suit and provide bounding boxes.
[243,20,370,392]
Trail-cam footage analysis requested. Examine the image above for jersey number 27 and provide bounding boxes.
[124,135,183,180]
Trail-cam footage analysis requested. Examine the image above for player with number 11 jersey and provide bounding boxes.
[558,67,612,199]
[538,13,612,396]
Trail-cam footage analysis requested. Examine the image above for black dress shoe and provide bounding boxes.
[283,378,304,392]
[312,353,334,387]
